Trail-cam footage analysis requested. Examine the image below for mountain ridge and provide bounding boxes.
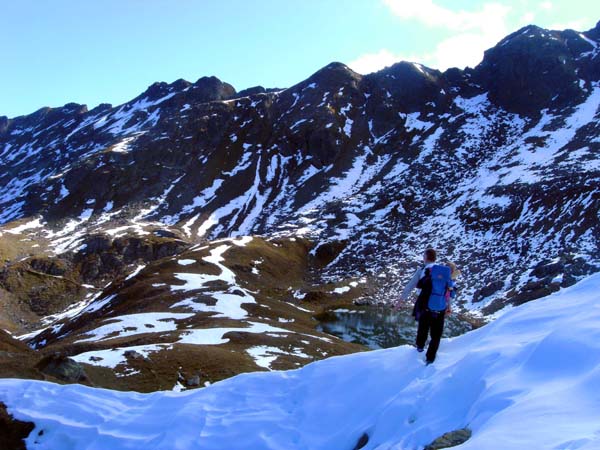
[3,20,599,124]
[1,20,599,298]
[0,20,599,390]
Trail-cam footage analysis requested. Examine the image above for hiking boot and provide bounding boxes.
[425,358,434,365]
[416,347,424,353]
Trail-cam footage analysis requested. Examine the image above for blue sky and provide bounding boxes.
[1,0,599,118]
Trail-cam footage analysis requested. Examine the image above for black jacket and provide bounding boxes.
[412,268,432,321]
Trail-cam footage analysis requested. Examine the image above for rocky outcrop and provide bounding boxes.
[424,428,472,449]
[473,26,586,113]
[365,61,450,112]
[0,402,34,450]
[36,353,89,383]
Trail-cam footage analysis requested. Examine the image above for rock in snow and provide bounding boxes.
[1,272,600,449]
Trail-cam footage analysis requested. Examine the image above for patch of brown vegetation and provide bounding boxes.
[0,231,371,392]
[0,231,191,334]
[0,257,85,318]
[0,330,43,380]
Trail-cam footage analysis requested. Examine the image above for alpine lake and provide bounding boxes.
[316,305,478,350]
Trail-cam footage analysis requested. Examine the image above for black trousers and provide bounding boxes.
[416,309,445,362]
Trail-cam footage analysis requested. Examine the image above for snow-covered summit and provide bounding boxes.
[2,272,599,449]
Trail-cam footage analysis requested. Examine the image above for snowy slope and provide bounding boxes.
[2,273,600,450]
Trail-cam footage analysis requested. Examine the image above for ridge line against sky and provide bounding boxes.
[1,0,599,118]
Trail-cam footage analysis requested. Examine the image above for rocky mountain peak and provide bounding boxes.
[132,76,235,109]
[473,24,585,113]
[235,85,268,98]
[88,102,113,115]
[141,80,181,101]
[2,103,89,137]
[0,116,9,135]
[190,75,236,101]
[585,20,600,39]
[171,78,192,91]
[365,61,449,112]
[61,103,88,115]
[300,62,362,91]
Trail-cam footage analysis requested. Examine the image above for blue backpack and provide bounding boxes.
[428,265,452,311]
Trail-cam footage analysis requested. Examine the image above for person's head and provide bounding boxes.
[446,261,461,280]
[423,248,437,263]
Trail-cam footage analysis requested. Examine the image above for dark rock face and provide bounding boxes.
[28,257,69,276]
[0,116,9,134]
[313,241,348,268]
[474,25,586,113]
[0,20,599,322]
[473,281,504,303]
[0,233,189,328]
[0,402,34,450]
[237,86,267,97]
[0,260,85,317]
[124,350,149,361]
[587,20,600,40]
[75,235,189,284]
[36,353,88,382]
[365,61,449,112]
[531,258,565,278]
[37,353,88,383]
[302,62,362,91]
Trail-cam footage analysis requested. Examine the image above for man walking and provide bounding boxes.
[395,248,452,365]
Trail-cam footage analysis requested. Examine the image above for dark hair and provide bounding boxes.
[424,248,437,262]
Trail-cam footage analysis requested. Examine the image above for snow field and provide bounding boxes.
[75,312,195,343]
[2,273,600,449]
[170,239,256,320]
[69,236,293,370]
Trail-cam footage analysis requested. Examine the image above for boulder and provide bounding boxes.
[0,402,34,450]
[186,375,201,387]
[473,280,504,302]
[36,353,88,382]
[424,428,472,449]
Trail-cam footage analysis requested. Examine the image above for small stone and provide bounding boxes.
[186,375,201,387]
[353,432,369,450]
[124,350,148,361]
[36,353,88,383]
[424,428,472,450]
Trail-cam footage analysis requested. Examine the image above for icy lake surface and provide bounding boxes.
[317,306,473,349]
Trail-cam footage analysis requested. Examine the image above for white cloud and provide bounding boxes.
[348,49,419,75]
[547,20,590,31]
[349,0,597,74]
[349,0,513,72]
[520,12,536,25]
[348,32,498,74]
[382,0,511,34]
[429,33,489,71]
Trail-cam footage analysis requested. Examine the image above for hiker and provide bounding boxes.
[394,248,454,364]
